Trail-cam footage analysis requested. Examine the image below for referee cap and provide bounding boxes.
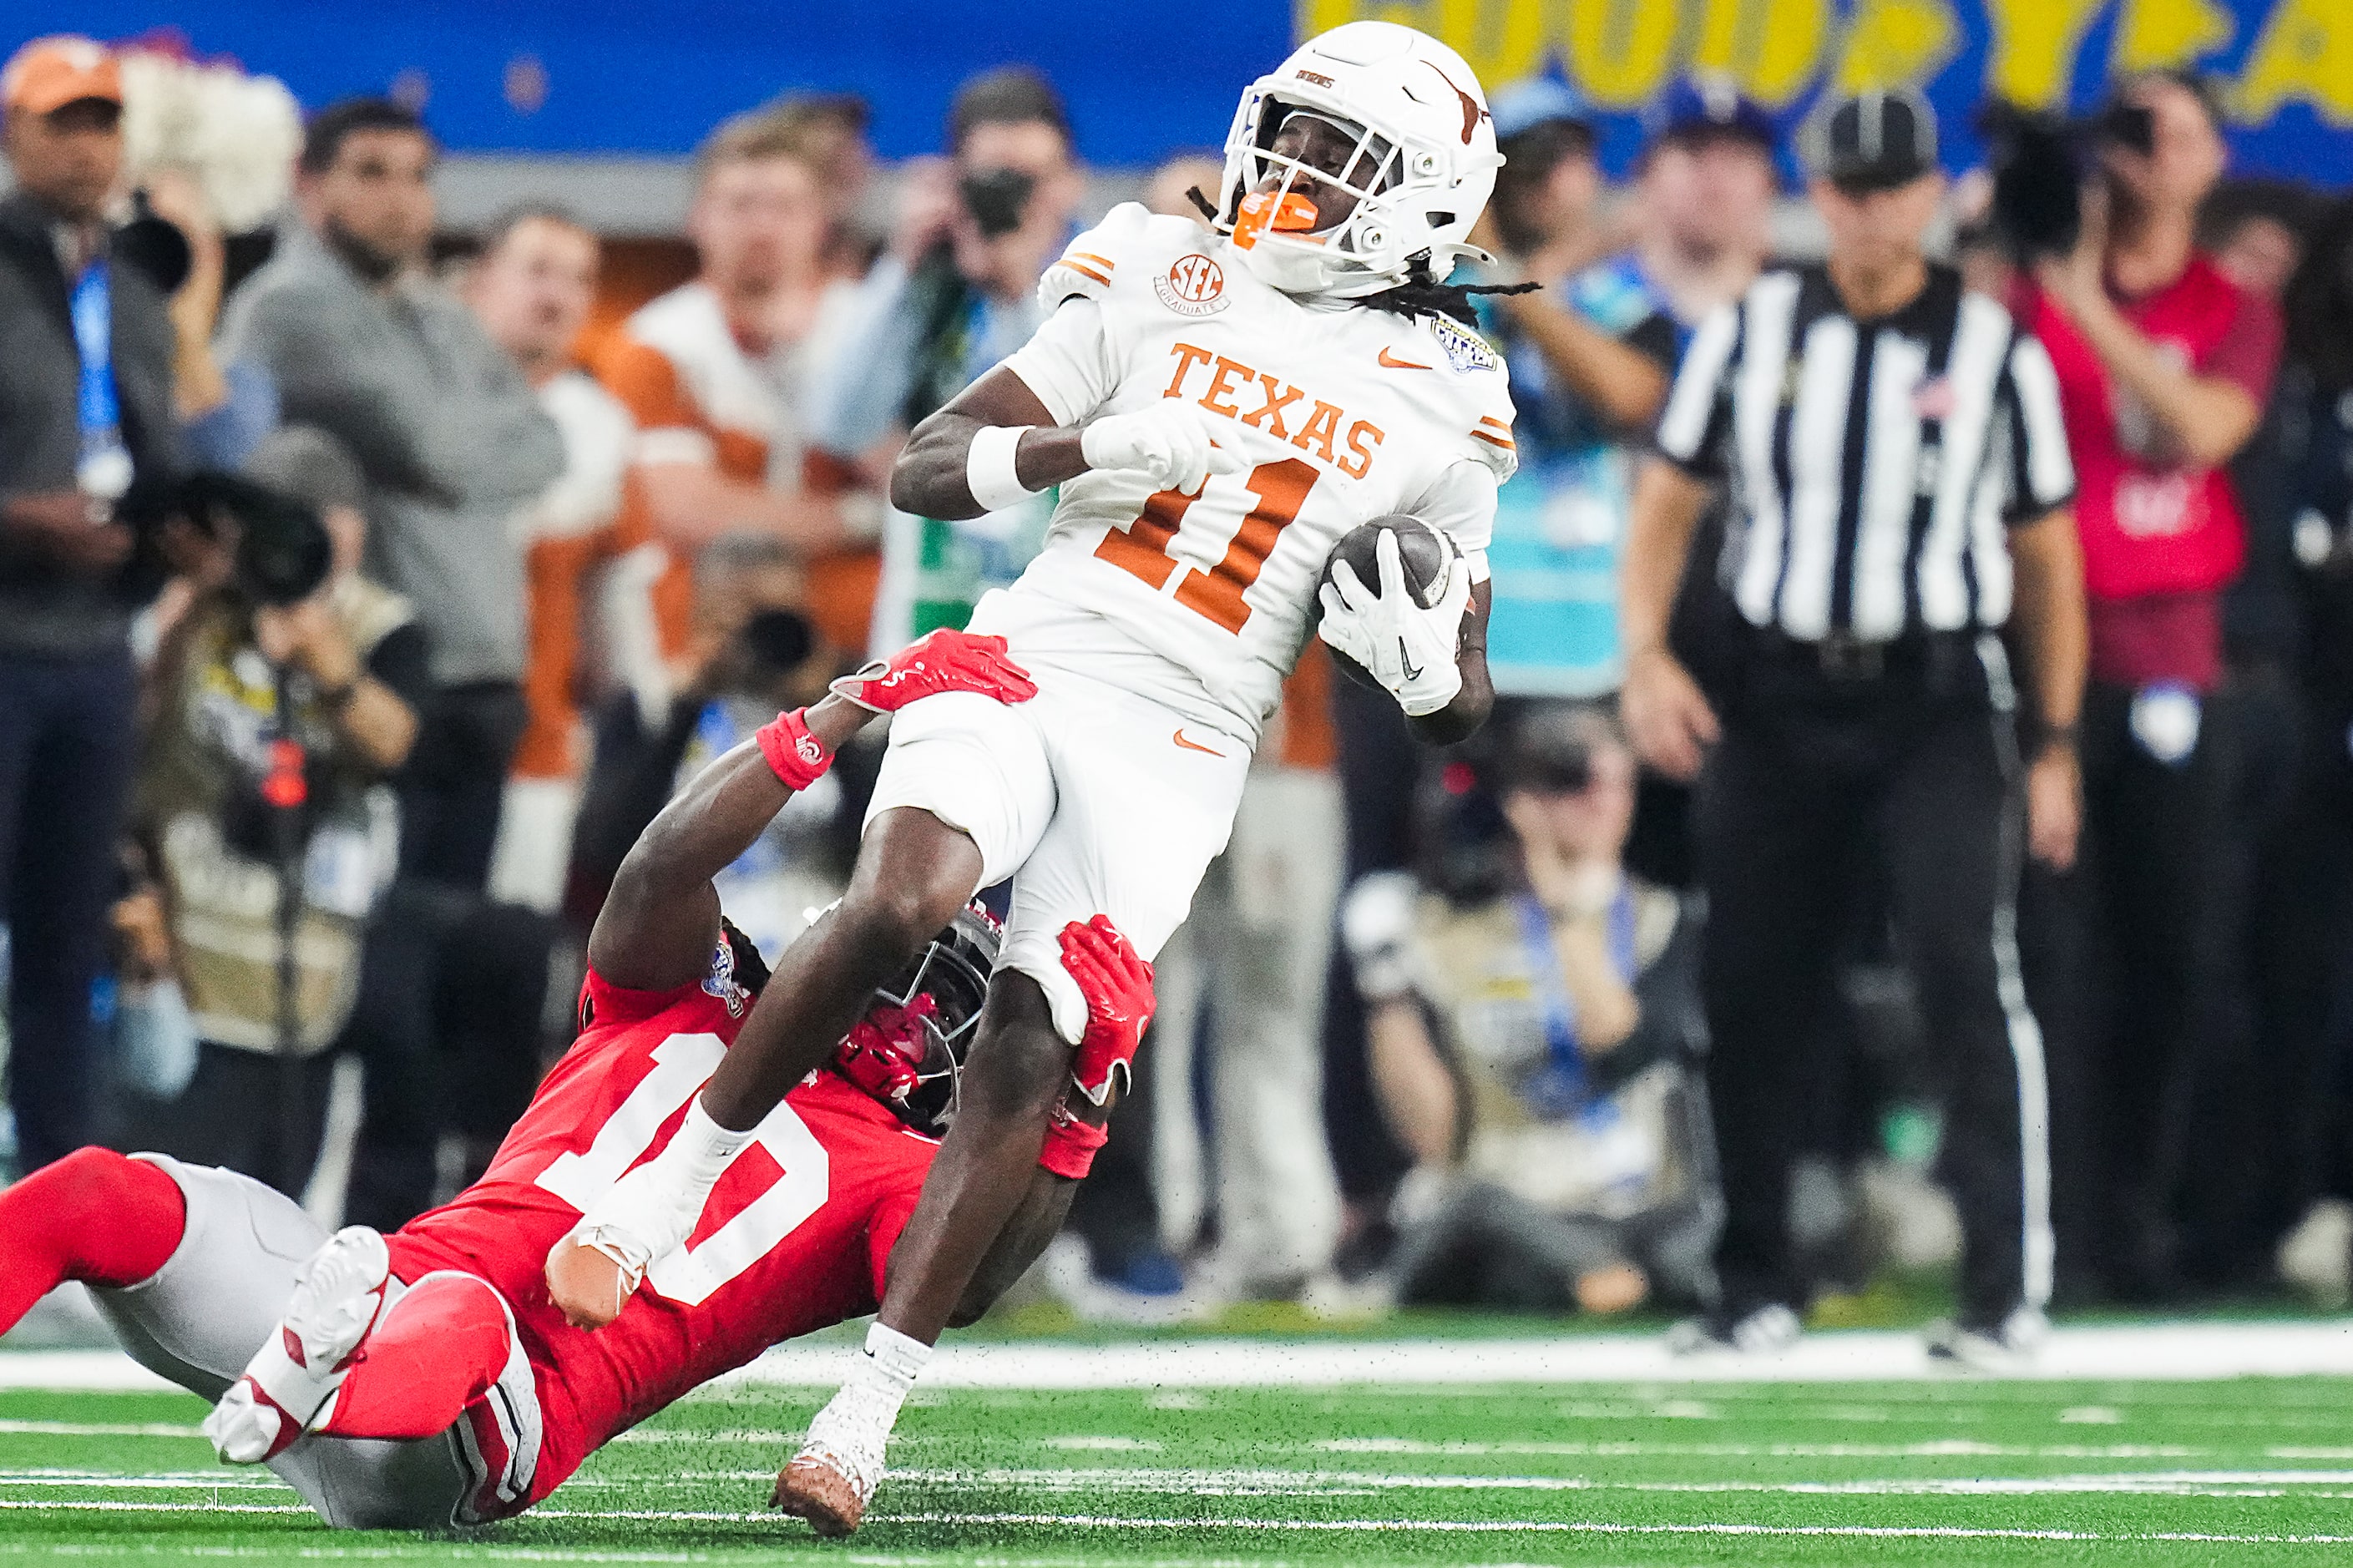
[1809,88,1940,192]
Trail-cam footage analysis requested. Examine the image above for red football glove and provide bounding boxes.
[1058,914,1155,1107]
[832,628,1038,714]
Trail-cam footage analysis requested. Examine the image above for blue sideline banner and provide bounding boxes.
[33,0,2353,177]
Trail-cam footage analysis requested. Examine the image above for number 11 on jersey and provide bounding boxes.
[1096,458,1318,634]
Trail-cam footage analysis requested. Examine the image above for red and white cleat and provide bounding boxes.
[204,1226,391,1463]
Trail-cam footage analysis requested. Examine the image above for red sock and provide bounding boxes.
[0,1149,185,1334]
[321,1273,512,1442]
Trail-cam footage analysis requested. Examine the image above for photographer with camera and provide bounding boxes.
[568,531,838,960]
[2007,72,2283,1302]
[808,66,1086,655]
[129,427,425,1191]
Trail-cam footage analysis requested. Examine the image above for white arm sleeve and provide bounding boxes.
[1407,460,1498,583]
[999,296,1121,428]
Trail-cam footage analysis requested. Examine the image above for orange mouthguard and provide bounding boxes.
[1233,189,1323,249]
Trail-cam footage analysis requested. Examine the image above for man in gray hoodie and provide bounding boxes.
[224,99,564,889]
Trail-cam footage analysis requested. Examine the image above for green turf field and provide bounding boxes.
[5,1376,2353,1565]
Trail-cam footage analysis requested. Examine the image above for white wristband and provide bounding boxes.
[965,424,1039,513]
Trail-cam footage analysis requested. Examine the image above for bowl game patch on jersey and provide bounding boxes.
[1154,254,1230,317]
[1429,315,1500,376]
[702,935,751,1017]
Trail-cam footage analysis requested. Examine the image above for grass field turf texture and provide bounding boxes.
[7,1344,2353,1566]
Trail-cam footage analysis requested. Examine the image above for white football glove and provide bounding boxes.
[1079,399,1247,496]
[1317,528,1471,718]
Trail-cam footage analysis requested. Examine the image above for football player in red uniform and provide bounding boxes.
[0,628,1154,1530]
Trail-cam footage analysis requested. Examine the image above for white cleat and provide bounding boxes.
[205,1226,391,1463]
[772,1383,893,1536]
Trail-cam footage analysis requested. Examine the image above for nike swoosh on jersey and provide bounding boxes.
[1171,729,1224,756]
[1377,348,1433,370]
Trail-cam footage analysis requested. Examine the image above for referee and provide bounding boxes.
[1620,89,2088,1363]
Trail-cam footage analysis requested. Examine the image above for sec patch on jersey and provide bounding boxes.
[1153,253,1230,316]
[1319,515,1452,689]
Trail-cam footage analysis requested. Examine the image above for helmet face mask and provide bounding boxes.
[829,904,1000,1139]
[1215,22,1503,299]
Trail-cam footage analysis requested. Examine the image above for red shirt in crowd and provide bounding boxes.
[387,958,938,1516]
[2022,256,2282,690]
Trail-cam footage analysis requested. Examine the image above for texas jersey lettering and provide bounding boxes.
[1000,201,1517,741]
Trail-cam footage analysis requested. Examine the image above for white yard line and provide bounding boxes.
[0,1418,203,1438]
[12,1320,2353,1392]
[9,1486,2353,1547]
[540,1507,2353,1545]
[22,1464,2353,1504]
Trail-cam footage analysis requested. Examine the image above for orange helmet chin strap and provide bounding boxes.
[1233,188,1326,250]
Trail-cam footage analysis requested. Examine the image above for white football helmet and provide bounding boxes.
[1213,21,1505,299]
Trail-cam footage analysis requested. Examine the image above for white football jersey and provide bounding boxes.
[998,202,1517,743]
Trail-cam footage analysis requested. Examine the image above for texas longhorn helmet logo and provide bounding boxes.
[1409,60,1490,146]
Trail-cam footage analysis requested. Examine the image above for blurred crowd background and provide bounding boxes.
[2,0,2351,1334]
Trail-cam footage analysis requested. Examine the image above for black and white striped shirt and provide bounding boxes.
[1656,264,2075,640]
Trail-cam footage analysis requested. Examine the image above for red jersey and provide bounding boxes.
[2024,258,2280,687]
[387,953,939,1514]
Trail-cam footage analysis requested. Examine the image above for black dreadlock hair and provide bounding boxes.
[1357,272,1539,328]
[1183,185,1537,329]
[720,917,772,999]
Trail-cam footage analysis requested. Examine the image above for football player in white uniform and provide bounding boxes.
[545,18,1519,1532]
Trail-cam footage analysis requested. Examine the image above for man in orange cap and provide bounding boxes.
[3,36,122,240]
[0,33,185,1176]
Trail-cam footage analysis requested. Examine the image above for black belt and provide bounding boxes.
[1748,627,1982,685]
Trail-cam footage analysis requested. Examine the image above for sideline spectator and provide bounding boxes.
[2017,71,2283,1302]
[769,94,882,276]
[126,431,423,1191]
[222,97,564,892]
[1342,709,1715,1314]
[467,205,650,915]
[1470,78,1677,699]
[591,109,865,661]
[1621,81,1780,890]
[2251,198,2353,1302]
[810,66,1086,655]
[1631,79,1781,332]
[0,37,180,1171]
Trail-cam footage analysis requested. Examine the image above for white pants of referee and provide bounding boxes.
[1694,637,2052,1326]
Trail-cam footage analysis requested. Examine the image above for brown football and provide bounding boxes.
[1319,515,1451,689]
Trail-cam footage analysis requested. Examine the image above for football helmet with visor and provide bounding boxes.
[1214,21,1504,298]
